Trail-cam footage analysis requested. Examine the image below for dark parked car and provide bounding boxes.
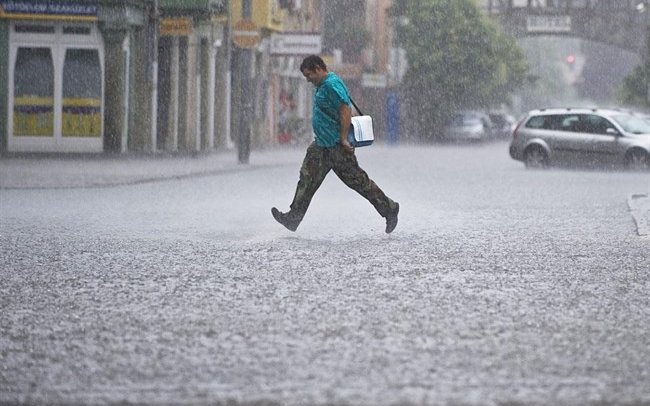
[488,112,517,140]
[443,111,493,142]
[509,108,650,170]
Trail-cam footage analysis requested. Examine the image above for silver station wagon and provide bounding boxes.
[509,108,650,170]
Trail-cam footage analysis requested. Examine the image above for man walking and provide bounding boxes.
[271,55,399,233]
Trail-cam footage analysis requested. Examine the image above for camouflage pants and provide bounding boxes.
[287,142,397,224]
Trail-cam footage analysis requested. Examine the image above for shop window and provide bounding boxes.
[13,47,54,136]
[14,24,55,34]
[63,26,91,35]
[62,49,102,137]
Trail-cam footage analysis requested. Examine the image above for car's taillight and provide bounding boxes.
[512,119,525,139]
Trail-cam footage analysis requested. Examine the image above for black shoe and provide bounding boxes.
[385,202,399,234]
[271,207,299,232]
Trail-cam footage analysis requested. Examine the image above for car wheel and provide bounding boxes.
[626,148,650,171]
[524,145,548,169]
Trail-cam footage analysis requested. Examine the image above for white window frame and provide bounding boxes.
[8,21,105,153]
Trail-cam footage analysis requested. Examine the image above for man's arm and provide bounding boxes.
[339,103,354,152]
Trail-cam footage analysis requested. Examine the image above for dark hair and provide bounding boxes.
[300,55,327,72]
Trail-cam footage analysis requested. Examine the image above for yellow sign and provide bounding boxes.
[232,19,260,48]
[13,96,54,137]
[62,98,101,137]
[160,18,192,36]
[13,96,101,137]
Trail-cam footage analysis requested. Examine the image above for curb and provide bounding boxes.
[0,147,306,190]
[627,193,650,237]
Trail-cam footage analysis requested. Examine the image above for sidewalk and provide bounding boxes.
[0,147,306,189]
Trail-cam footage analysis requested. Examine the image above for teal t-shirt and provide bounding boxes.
[312,72,352,148]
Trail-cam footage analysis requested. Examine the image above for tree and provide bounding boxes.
[619,65,649,108]
[392,0,528,140]
[619,26,649,109]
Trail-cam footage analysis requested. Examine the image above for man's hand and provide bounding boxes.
[341,138,355,153]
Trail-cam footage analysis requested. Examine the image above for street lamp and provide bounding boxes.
[637,1,650,110]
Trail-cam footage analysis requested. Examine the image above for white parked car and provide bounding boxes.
[443,111,493,142]
[509,108,650,170]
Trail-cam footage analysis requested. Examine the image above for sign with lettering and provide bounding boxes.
[232,19,260,48]
[526,15,571,33]
[270,33,321,55]
[0,1,97,19]
[160,18,192,36]
[362,73,388,88]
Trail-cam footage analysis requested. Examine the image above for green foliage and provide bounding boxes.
[619,64,649,108]
[392,0,528,139]
[619,27,649,109]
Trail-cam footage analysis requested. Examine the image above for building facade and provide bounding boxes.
[0,0,398,154]
[0,0,230,154]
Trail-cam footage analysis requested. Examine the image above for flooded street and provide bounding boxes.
[1,142,649,405]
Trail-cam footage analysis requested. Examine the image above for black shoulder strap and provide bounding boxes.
[317,97,364,121]
[350,98,364,116]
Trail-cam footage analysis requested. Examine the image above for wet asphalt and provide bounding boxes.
[1,142,649,406]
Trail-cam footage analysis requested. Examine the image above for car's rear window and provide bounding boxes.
[526,115,562,130]
[525,114,580,131]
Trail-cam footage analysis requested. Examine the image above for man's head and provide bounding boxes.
[300,55,328,86]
